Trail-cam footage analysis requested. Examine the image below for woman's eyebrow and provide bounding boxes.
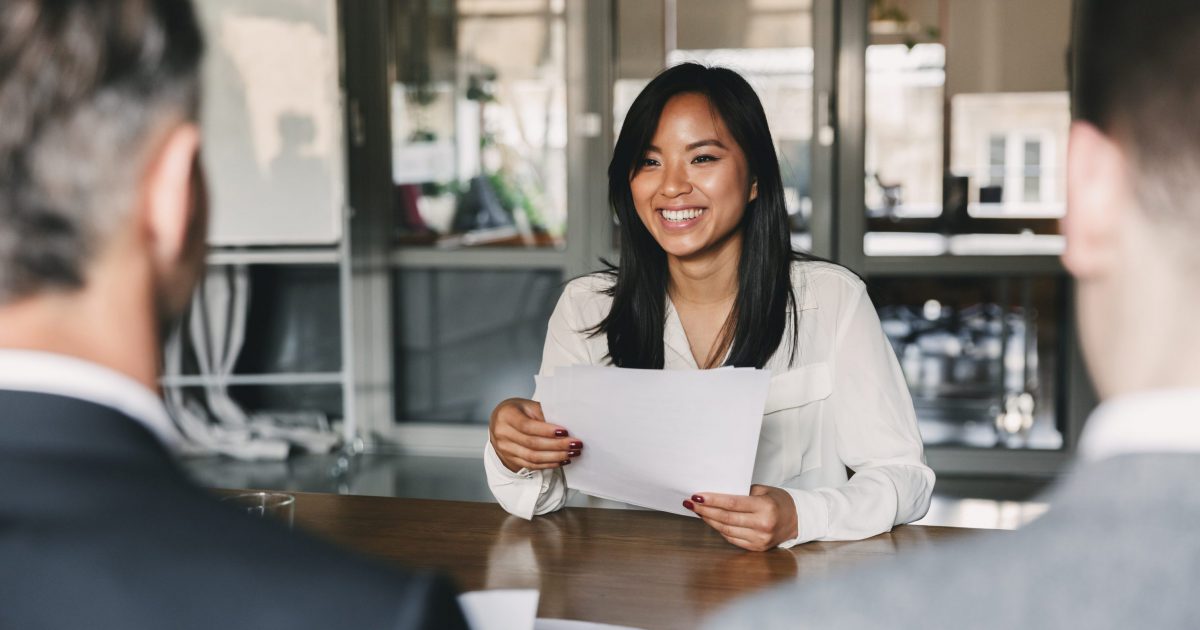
[686,139,726,151]
[644,139,728,153]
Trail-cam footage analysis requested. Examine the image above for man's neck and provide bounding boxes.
[1109,325,1200,398]
[1099,265,1200,399]
[0,273,161,392]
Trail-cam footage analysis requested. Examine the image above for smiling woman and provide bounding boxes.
[483,63,935,552]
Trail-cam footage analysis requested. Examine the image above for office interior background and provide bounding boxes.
[181,0,1085,529]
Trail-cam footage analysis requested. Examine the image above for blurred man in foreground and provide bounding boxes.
[708,0,1200,627]
[0,1,466,628]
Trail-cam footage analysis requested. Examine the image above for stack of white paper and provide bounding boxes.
[535,366,771,517]
[459,590,538,630]
[458,590,643,630]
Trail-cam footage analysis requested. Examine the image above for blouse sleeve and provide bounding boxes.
[483,281,596,519]
[778,282,935,546]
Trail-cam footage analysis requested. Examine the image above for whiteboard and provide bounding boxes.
[197,0,345,245]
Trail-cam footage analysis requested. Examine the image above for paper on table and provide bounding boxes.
[537,366,770,517]
[458,590,644,630]
[534,619,644,630]
[458,590,538,630]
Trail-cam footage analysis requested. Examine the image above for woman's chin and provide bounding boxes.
[653,228,742,262]
[653,236,704,260]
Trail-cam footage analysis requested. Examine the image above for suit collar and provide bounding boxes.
[0,390,174,466]
[1077,388,1200,462]
[0,350,181,450]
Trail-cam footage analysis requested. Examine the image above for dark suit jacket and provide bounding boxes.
[0,390,469,630]
[705,452,1200,629]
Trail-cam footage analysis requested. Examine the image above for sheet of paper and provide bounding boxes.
[458,589,539,630]
[534,619,644,630]
[539,366,770,517]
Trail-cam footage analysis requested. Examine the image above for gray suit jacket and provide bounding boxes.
[705,454,1200,629]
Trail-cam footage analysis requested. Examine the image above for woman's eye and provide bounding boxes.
[692,154,718,164]
[639,157,660,168]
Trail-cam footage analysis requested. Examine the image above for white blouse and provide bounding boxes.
[484,261,935,548]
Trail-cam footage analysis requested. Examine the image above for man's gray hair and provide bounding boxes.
[0,0,203,304]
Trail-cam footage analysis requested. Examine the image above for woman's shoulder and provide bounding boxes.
[562,271,616,298]
[557,272,617,318]
[790,258,866,304]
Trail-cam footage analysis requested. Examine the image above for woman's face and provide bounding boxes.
[630,92,757,261]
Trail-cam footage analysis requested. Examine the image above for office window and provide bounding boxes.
[1023,138,1042,202]
[987,135,1006,188]
[865,43,945,219]
[390,0,567,248]
[864,0,1071,257]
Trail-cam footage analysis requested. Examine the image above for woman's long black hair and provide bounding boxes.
[593,63,816,369]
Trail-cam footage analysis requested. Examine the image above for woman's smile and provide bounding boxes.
[657,205,708,230]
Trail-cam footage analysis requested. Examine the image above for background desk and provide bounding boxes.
[277,492,988,629]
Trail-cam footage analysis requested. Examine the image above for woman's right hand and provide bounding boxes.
[489,398,582,473]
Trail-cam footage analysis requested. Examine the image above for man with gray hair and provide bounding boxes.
[0,1,466,628]
[707,0,1200,627]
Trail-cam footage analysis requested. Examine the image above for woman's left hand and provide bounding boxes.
[685,485,798,552]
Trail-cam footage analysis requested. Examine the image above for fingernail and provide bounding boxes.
[691,495,704,504]
[554,429,568,437]
[568,441,582,449]
[560,459,571,466]
[682,500,695,510]
[568,450,581,457]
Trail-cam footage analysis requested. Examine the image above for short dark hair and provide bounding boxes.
[596,63,819,369]
[1072,0,1200,228]
[0,0,203,303]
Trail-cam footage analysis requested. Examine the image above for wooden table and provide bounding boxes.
[278,492,987,630]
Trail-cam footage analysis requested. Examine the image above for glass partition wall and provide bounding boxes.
[847,0,1090,474]
[344,0,1093,475]
[385,0,573,433]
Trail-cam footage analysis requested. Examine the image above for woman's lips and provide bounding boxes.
[657,207,707,230]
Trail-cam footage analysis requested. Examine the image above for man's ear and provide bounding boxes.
[1062,121,1129,280]
[141,123,202,267]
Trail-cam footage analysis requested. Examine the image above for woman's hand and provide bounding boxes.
[489,398,582,473]
[684,485,798,551]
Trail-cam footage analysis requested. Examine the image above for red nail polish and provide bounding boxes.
[568,450,581,457]
[569,441,582,449]
[560,459,571,466]
[691,495,704,504]
[682,500,695,510]
[554,429,568,437]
